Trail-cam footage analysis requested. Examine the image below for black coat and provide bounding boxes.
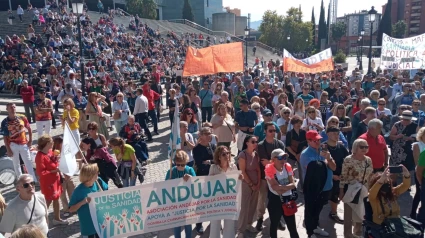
[303,160,328,202]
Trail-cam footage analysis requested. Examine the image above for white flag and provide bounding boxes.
[167,99,181,165]
[59,121,79,176]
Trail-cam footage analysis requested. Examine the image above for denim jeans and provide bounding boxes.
[122,177,137,187]
[148,109,158,133]
[201,106,212,122]
[417,178,425,228]
[173,225,192,238]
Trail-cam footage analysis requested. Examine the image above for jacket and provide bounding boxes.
[142,85,160,110]
[20,86,35,103]
[303,160,328,202]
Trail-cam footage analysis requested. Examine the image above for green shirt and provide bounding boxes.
[112,144,135,161]
[418,147,425,178]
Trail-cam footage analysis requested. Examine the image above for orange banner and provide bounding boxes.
[283,57,334,73]
[183,42,244,76]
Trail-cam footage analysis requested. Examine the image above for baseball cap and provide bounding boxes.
[38,88,46,93]
[306,130,322,140]
[271,149,285,159]
[262,109,272,116]
[326,126,340,133]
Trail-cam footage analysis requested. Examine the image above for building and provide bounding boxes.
[162,0,223,28]
[382,0,425,36]
[224,7,241,16]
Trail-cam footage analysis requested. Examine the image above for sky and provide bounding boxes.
[222,0,388,22]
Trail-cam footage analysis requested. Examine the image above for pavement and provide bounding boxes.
[0,56,414,238]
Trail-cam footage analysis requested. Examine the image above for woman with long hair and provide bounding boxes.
[285,116,307,189]
[302,106,324,132]
[85,92,109,139]
[292,98,305,119]
[69,164,108,238]
[35,135,68,225]
[168,89,177,125]
[277,107,292,143]
[265,149,299,238]
[181,108,199,140]
[277,93,292,110]
[11,224,45,238]
[211,103,235,148]
[212,83,223,103]
[109,137,138,187]
[61,98,80,142]
[80,137,122,188]
[339,139,373,237]
[86,121,108,147]
[237,135,260,237]
[209,146,240,238]
[411,128,425,219]
[53,137,75,217]
[251,102,264,123]
[319,91,332,122]
[333,104,352,139]
[112,92,130,133]
[0,193,6,222]
[165,150,196,238]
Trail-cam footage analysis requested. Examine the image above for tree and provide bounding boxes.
[317,0,327,50]
[392,20,407,38]
[331,22,346,51]
[377,0,392,46]
[311,7,316,47]
[126,0,157,19]
[286,7,303,22]
[182,0,194,21]
[326,3,331,44]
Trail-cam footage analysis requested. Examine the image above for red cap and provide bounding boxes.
[306,130,322,140]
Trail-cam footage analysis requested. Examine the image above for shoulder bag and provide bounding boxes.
[27,195,36,224]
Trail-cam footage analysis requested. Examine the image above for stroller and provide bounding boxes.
[362,197,423,237]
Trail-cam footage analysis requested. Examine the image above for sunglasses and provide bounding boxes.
[187,113,193,115]
[253,107,260,110]
[277,154,288,160]
[378,103,386,105]
[330,121,338,124]
[359,145,369,149]
[264,114,272,117]
[283,111,290,114]
[88,128,96,130]
[413,103,420,106]
[117,96,123,98]
[250,140,258,144]
[176,164,185,167]
[308,111,315,114]
[221,152,230,156]
[268,129,276,133]
[22,181,36,188]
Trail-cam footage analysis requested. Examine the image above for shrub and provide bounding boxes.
[334,50,347,63]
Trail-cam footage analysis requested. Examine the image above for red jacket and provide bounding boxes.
[143,86,160,110]
[20,86,35,103]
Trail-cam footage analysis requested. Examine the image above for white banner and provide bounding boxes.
[284,48,333,65]
[58,121,79,176]
[380,33,425,70]
[88,171,241,238]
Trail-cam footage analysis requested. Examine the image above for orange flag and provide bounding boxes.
[283,48,334,73]
[183,42,244,76]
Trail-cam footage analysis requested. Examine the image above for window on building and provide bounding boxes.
[207,0,209,7]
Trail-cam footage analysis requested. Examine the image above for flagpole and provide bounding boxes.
[64,121,103,191]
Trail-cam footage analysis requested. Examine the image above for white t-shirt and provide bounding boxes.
[0,193,48,235]
[276,118,293,142]
[302,117,324,132]
[266,164,293,196]
[377,108,392,116]
[182,133,195,162]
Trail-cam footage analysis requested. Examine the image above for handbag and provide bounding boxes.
[113,102,124,120]
[282,200,298,216]
[344,160,369,204]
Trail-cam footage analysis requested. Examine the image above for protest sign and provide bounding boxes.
[283,48,334,73]
[58,121,79,176]
[88,171,241,238]
[183,42,243,76]
[381,33,425,70]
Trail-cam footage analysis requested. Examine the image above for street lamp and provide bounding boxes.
[244,26,250,67]
[367,6,377,74]
[360,29,365,71]
[72,0,86,96]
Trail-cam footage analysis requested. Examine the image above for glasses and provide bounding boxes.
[400,108,408,110]
[176,164,186,167]
[378,103,386,105]
[268,129,276,133]
[250,140,258,144]
[277,155,288,160]
[22,181,36,188]
[330,121,338,124]
[413,103,420,106]
[88,128,96,130]
[221,152,230,157]
[117,96,123,98]
[283,111,290,114]
[187,113,193,115]
[204,84,209,86]
[253,107,260,110]
[359,145,369,149]
[308,111,315,114]
[303,88,309,90]
[337,107,344,109]
[310,140,320,143]
[264,114,272,117]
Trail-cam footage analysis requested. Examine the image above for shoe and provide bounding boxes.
[329,212,344,224]
[236,232,244,238]
[196,226,204,234]
[255,217,263,231]
[146,138,153,142]
[313,226,329,237]
[52,219,69,225]
[153,131,159,135]
[63,212,71,217]
[278,220,286,230]
[246,226,258,233]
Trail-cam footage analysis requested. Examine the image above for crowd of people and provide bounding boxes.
[0,2,424,238]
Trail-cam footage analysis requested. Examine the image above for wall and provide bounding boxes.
[212,12,235,34]
[235,16,247,36]
[161,0,222,27]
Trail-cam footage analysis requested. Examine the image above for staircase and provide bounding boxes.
[0,11,44,39]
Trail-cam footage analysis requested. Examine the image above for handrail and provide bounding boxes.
[168,19,246,43]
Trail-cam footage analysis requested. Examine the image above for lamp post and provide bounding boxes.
[367,6,377,74]
[72,0,86,96]
[360,29,365,71]
[244,26,250,67]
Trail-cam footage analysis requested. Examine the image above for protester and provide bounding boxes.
[69,164,108,238]
[199,81,214,122]
[412,127,425,219]
[1,103,37,181]
[320,116,348,148]
[86,122,108,148]
[73,89,88,134]
[359,119,388,172]
[109,137,138,187]
[62,98,80,141]
[34,88,53,136]
[180,121,196,167]
[235,99,258,151]
[133,88,153,142]
[265,149,300,238]
[10,224,44,238]
[112,92,130,134]
[302,106,324,132]
[285,116,307,189]
[0,175,48,235]
[339,138,373,237]
[211,103,235,148]
[209,146,239,238]
[20,80,36,124]
[86,92,109,139]
[277,107,292,142]
[119,115,148,163]
[237,135,260,237]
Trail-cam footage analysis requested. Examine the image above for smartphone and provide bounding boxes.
[321,144,328,152]
[389,166,403,174]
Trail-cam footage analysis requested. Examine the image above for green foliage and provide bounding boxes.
[317,0,327,49]
[182,0,194,21]
[334,49,347,63]
[377,0,392,46]
[331,22,346,50]
[311,7,316,45]
[326,3,330,44]
[126,0,157,19]
[258,9,313,53]
[286,7,302,22]
[392,20,407,38]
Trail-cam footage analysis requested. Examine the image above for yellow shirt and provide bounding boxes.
[63,108,79,130]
